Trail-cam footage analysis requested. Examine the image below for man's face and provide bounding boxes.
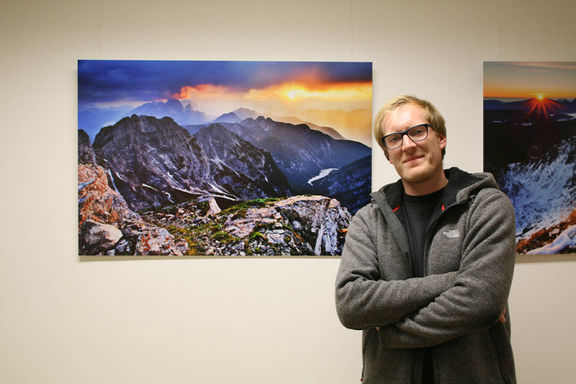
[380,103,446,192]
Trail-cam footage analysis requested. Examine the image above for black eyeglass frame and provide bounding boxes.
[381,123,431,150]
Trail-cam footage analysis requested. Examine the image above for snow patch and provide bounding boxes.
[308,168,338,185]
[107,169,120,193]
[499,137,576,241]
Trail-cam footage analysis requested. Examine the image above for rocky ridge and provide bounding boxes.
[79,163,189,256]
[220,116,371,186]
[80,126,352,256]
[141,195,351,256]
[92,115,293,212]
[308,155,372,214]
[79,130,188,256]
[519,208,576,254]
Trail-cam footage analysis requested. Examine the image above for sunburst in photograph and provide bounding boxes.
[484,61,576,254]
[78,60,373,256]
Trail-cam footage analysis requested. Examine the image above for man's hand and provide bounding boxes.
[498,308,507,324]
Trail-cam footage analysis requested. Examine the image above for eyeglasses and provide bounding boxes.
[381,123,430,150]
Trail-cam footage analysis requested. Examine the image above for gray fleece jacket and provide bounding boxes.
[335,168,516,384]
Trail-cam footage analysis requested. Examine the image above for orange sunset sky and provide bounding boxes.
[173,80,373,145]
[484,62,576,99]
[79,61,373,146]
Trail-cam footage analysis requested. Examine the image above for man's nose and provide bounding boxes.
[401,134,416,149]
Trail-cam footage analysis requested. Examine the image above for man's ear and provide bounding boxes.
[437,134,447,150]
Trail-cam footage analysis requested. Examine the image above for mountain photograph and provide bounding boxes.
[484,62,576,254]
[78,60,373,256]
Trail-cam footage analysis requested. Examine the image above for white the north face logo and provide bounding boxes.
[443,229,460,238]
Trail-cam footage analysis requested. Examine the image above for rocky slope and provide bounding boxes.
[308,155,372,214]
[80,126,353,256]
[78,164,188,256]
[92,115,291,211]
[79,112,371,255]
[142,195,351,256]
[220,116,371,186]
[519,208,576,254]
[484,98,576,253]
[78,142,188,256]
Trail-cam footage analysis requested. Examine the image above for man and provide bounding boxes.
[335,95,516,384]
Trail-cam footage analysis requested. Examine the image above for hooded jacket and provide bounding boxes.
[335,168,516,384]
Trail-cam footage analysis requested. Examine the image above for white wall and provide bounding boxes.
[1,0,575,383]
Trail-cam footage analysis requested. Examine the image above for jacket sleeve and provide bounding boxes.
[335,205,458,330]
[377,190,516,348]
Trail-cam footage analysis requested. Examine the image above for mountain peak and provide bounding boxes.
[129,99,210,126]
[232,108,261,120]
[214,112,241,123]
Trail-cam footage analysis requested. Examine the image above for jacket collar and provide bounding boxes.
[380,167,499,210]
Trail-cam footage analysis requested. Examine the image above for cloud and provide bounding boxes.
[78,60,372,105]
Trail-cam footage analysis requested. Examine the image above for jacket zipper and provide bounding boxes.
[418,196,475,384]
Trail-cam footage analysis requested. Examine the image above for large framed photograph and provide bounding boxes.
[483,61,576,254]
[78,60,372,256]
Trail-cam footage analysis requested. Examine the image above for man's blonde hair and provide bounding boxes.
[373,95,447,159]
